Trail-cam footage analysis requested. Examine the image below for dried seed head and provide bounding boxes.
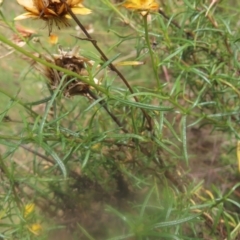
[31,46,94,97]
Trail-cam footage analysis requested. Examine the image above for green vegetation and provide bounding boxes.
[0,0,240,239]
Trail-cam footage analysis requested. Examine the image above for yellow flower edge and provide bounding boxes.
[122,0,159,11]
[14,0,91,21]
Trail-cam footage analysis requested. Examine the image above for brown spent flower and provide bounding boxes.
[13,25,36,47]
[32,46,95,97]
[15,0,91,34]
[0,24,36,59]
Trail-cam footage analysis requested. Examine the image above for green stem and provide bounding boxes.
[0,33,104,93]
[0,88,38,118]
[143,14,160,88]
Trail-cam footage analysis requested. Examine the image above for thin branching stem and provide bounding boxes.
[88,90,128,133]
[60,0,152,131]
[143,14,159,87]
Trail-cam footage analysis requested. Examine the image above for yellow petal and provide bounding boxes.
[68,0,83,5]
[75,3,84,7]
[16,0,35,9]
[49,34,58,44]
[14,12,38,20]
[122,0,159,11]
[91,143,101,151]
[204,189,214,200]
[140,10,148,16]
[23,6,39,15]
[28,223,42,236]
[34,0,48,10]
[24,203,35,218]
[116,61,145,66]
[71,7,91,15]
[65,14,72,19]
[122,2,138,9]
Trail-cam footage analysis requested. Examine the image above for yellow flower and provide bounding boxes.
[14,0,91,34]
[122,0,159,12]
[49,33,59,44]
[28,223,42,235]
[23,203,35,218]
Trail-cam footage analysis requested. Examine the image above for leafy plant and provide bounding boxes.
[0,0,240,239]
